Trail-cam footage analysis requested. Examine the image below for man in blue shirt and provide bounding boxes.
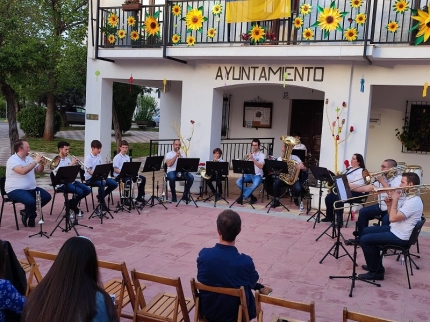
[197,210,272,322]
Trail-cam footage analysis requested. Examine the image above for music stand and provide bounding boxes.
[142,156,167,209]
[115,161,142,214]
[307,166,334,229]
[263,160,289,213]
[292,149,306,162]
[175,158,200,207]
[88,163,114,224]
[229,160,256,209]
[203,161,229,207]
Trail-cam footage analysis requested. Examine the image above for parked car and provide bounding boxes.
[66,106,86,125]
[151,112,160,127]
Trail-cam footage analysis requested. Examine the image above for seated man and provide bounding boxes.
[5,139,52,228]
[52,141,91,217]
[197,210,272,322]
[358,173,423,281]
[165,139,194,202]
[205,148,224,199]
[113,140,146,203]
[235,139,265,205]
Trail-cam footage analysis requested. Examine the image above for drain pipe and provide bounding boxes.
[362,0,374,65]
[95,0,115,63]
[162,1,187,64]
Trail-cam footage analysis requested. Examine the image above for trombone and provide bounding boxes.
[349,165,407,189]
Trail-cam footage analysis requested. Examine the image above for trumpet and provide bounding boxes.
[31,152,57,170]
[243,151,252,161]
[69,154,92,172]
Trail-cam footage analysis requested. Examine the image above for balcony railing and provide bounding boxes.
[95,0,429,49]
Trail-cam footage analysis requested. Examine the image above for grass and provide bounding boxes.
[60,126,85,131]
[0,165,45,178]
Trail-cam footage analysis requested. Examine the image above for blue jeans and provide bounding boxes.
[64,182,92,203]
[90,178,118,202]
[166,171,194,198]
[7,188,52,219]
[236,174,263,199]
[357,204,389,238]
[360,225,408,272]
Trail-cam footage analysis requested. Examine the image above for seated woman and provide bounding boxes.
[205,148,225,199]
[0,240,26,322]
[22,237,118,322]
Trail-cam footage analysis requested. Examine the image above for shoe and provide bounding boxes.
[171,193,177,203]
[321,217,332,222]
[20,210,28,227]
[74,208,83,218]
[362,265,385,273]
[28,218,35,227]
[101,203,109,211]
[337,222,344,228]
[181,194,190,202]
[273,201,280,208]
[215,193,221,202]
[294,198,299,206]
[358,271,384,281]
[345,239,359,246]
[235,196,243,205]
[249,194,258,204]
[259,285,273,296]
[135,196,145,203]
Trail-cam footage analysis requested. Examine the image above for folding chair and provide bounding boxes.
[255,291,315,322]
[343,307,397,322]
[18,259,32,275]
[0,176,20,230]
[23,247,57,295]
[49,172,65,215]
[131,269,194,322]
[190,278,249,322]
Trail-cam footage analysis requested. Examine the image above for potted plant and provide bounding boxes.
[134,94,158,128]
[123,0,142,12]
[100,12,118,47]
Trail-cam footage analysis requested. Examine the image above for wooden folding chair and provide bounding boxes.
[190,278,249,322]
[131,269,194,322]
[23,247,57,296]
[255,291,315,322]
[18,259,32,274]
[343,307,398,322]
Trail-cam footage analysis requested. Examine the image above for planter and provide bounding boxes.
[122,3,142,11]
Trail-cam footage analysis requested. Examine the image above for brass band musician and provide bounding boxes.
[5,139,52,228]
[205,148,224,200]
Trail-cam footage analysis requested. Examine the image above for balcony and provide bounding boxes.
[94,0,430,62]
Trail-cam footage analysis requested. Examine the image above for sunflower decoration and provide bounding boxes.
[186,35,196,46]
[143,11,161,38]
[172,4,181,17]
[130,30,140,41]
[207,28,217,38]
[172,33,181,44]
[127,16,136,27]
[212,3,223,16]
[311,1,348,38]
[300,3,312,15]
[248,24,266,44]
[409,6,430,45]
[392,0,409,14]
[108,12,119,27]
[117,29,126,39]
[302,28,314,40]
[355,13,366,25]
[386,20,399,33]
[350,0,362,9]
[182,5,208,33]
[344,27,358,41]
[107,34,116,44]
[294,17,304,29]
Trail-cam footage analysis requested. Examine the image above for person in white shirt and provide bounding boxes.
[165,139,194,203]
[205,148,225,199]
[5,139,52,228]
[113,140,146,203]
[235,139,265,205]
[358,172,423,281]
[52,141,91,217]
[84,140,118,207]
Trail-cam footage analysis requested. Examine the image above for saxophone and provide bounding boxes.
[279,136,301,185]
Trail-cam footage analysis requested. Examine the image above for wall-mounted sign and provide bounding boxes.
[369,113,381,125]
[243,101,272,129]
[86,114,99,121]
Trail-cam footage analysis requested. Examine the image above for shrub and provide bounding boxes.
[17,106,62,137]
[135,94,157,123]
[0,99,6,118]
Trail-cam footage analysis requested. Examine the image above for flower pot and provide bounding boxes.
[122,3,142,11]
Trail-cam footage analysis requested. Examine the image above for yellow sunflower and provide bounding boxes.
[386,21,399,33]
[107,34,116,44]
[107,13,119,27]
[212,3,223,16]
[350,0,362,9]
[294,17,304,29]
[355,13,366,25]
[127,16,136,27]
[172,4,181,17]
[207,28,217,38]
[130,30,140,41]
[393,0,409,14]
[317,7,343,32]
[300,3,312,15]
[249,24,265,43]
[302,28,314,40]
[144,16,160,37]
[411,6,430,44]
[186,35,196,46]
[185,8,205,31]
[117,29,126,39]
[172,34,181,44]
[344,27,358,41]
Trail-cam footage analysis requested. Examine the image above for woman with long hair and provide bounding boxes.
[22,237,118,322]
[0,240,26,322]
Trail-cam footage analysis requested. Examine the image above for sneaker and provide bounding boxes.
[28,218,36,227]
[259,285,273,295]
[181,194,190,202]
[345,239,359,246]
[171,193,177,203]
[320,217,332,222]
[75,208,83,218]
[101,203,109,211]
[135,196,145,203]
[293,198,299,206]
[362,265,385,273]
[20,210,28,227]
[235,196,243,205]
[358,271,384,281]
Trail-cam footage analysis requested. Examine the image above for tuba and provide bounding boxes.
[279,136,301,185]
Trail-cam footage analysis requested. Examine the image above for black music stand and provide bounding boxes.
[143,156,167,209]
[307,166,333,229]
[89,163,114,224]
[229,160,256,209]
[115,161,142,214]
[50,166,93,237]
[264,160,289,213]
[203,161,229,207]
[175,158,200,207]
[292,149,306,162]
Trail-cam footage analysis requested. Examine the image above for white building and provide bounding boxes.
[85,0,430,182]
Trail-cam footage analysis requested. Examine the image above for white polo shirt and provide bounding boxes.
[251,151,265,177]
[390,195,423,240]
[84,153,103,180]
[5,153,38,193]
[113,153,130,178]
[165,150,186,173]
[374,174,403,211]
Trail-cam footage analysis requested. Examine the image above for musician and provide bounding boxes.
[165,139,194,203]
[113,140,146,203]
[84,140,118,208]
[347,159,402,243]
[5,139,52,228]
[205,148,224,199]
[322,153,366,224]
[235,139,265,205]
[292,132,307,156]
[358,173,423,281]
